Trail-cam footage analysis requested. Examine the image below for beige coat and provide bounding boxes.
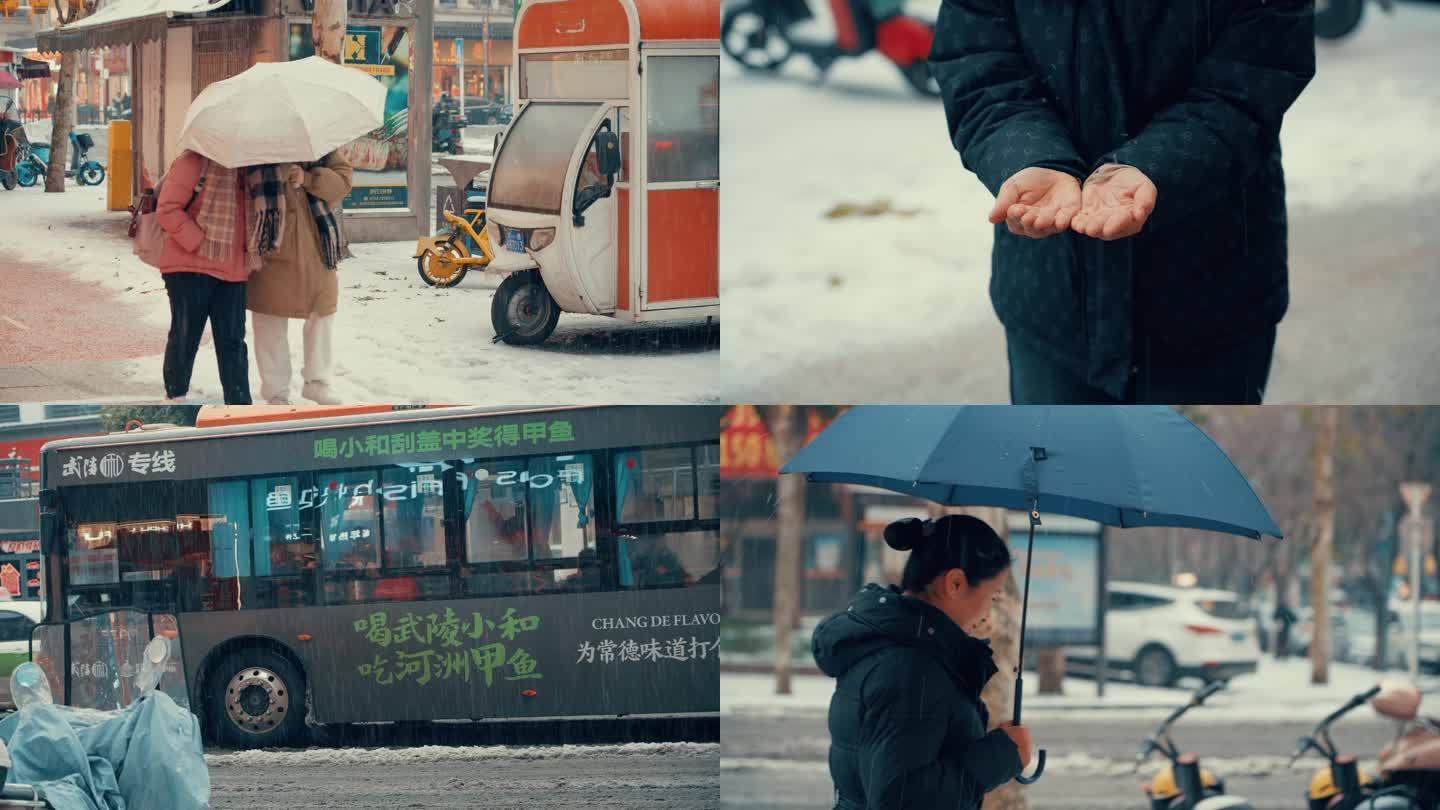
[246,151,354,319]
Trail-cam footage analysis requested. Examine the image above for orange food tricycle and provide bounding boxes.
[479,0,719,345]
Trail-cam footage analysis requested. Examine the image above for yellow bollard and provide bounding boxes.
[107,119,132,211]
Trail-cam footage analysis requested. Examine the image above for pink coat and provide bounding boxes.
[156,150,251,282]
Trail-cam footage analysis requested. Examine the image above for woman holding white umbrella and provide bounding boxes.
[175,56,384,404]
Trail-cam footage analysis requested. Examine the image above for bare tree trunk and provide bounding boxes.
[1311,406,1339,685]
[1036,648,1064,695]
[45,50,78,192]
[768,405,805,696]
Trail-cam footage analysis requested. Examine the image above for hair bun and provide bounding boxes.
[884,518,926,552]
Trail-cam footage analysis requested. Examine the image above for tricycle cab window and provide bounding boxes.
[287,22,415,212]
[520,49,628,101]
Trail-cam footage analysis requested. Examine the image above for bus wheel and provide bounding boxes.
[209,648,307,749]
[491,270,560,345]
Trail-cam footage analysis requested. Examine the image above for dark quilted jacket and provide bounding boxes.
[932,0,1315,397]
[813,584,1022,810]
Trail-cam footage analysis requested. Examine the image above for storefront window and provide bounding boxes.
[290,23,413,211]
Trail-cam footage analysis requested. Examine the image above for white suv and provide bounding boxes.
[1070,581,1260,688]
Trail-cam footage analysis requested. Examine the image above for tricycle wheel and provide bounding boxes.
[898,60,940,97]
[491,270,560,345]
[416,241,469,288]
[0,172,14,191]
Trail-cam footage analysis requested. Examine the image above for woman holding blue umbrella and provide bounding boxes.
[813,514,1034,809]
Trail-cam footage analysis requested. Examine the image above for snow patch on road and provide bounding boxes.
[207,741,719,768]
[721,753,1380,778]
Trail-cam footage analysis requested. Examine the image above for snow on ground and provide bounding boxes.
[0,179,719,404]
[207,741,718,767]
[720,2,1440,403]
[722,657,1439,722]
[721,751,1382,779]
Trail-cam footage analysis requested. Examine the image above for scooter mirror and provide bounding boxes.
[134,636,171,696]
[1372,679,1421,722]
[9,662,52,711]
[596,131,621,178]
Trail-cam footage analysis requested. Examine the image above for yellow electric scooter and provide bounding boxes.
[415,155,494,288]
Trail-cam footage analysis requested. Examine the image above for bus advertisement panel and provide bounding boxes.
[38,405,721,747]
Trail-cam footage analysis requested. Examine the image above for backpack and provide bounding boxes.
[129,157,208,268]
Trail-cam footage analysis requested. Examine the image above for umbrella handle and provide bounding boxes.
[1016,749,1047,784]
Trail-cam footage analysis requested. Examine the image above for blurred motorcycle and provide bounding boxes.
[1316,0,1395,40]
[721,0,939,96]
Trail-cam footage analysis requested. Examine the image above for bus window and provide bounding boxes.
[460,458,532,597]
[62,482,179,618]
[171,479,251,612]
[527,454,596,592]
[249,475,317,608]
[696,444,720,520]
[377,464,451,601]
[627,530,721,590]
[320,470,383,604]
[616,447,699,523]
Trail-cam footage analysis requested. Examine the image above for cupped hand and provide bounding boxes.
[988,167,1082,240]
[998,722,1034,770]
[1073,163,1157,241]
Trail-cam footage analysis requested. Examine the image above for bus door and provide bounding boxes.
[639,49,720,312]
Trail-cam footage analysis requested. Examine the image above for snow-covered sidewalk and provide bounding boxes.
[0,181,719,403]
[723,658,1438,722]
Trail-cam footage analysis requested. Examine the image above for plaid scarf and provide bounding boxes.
[195,159,242,264]
[245,161,342,271]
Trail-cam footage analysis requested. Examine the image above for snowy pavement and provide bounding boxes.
[723,711,1397,810]
[722,657,1440,721]
[720,1,1440,404]
[208,742,719,808]
[0,182,719,404]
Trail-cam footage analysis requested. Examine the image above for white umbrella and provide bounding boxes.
[176,56,387,169]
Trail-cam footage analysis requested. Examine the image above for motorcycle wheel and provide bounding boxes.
[0,171,14,191]
[721,4,793,72]
[416,240,470,288]
[80,163,105,186]
[1315,0,1365,39]
[16,162,40,188]
[899,60,941,97]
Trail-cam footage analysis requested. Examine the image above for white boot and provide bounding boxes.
[301,381,341,405]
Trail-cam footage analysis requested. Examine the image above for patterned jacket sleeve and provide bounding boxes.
[1103,0,1315,230]
[930,0,1089,196]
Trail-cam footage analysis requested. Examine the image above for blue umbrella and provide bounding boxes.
[781,405,1283,783]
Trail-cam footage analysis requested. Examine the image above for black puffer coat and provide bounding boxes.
[932,0,1315,398]
[813,584,1022,810]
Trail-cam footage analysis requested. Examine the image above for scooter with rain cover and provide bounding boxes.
[0,636,208,810]
[1136,681,1255,810]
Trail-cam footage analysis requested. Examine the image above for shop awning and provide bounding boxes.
[36,0,232,52]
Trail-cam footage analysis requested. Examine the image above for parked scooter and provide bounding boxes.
[1370,681,1440,809]
[15,129,106,188]
[721,0,938,96]
[1316,0,1396,40]
[432,95,465,155]
[1135,681,1254,810]
[1287,686,1414,810]
[0,98,27,191]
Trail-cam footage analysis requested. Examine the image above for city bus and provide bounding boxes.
[34,405,721,747]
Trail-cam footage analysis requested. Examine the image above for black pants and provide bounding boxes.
[163,272,252,404]
[1007,328,1277,405]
